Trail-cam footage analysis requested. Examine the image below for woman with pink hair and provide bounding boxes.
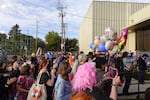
[71,62,120,100]
[72,62,96,92]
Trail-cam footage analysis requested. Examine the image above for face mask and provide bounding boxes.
[7,66,12,71]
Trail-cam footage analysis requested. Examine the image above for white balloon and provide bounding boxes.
[100,35,109,43]
[104,27,117,40]
[105,40,113,50]
[94,36,100,40]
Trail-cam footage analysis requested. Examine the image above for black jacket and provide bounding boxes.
[137,57,147,71]
[0,76,9,100]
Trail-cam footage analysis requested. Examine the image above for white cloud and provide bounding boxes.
[1,0,148,41]
[0,0,92,40]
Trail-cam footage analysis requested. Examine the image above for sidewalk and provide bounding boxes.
[118,78,150,100]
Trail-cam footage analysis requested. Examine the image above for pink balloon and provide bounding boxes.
[122,28,128,37]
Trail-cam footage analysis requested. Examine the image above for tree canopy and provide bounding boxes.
[0,24,79,55]
[45,31,61,51]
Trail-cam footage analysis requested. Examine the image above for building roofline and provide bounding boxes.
[93,0,150,4]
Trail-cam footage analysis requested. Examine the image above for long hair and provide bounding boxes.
[72,62,96,92]
[38,58,48,72]
[70,92,94,100]
[122,51,128,58]
[21,63,31,76]
[58,61,70,80]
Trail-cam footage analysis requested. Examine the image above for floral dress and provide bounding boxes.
[16,75,34,100]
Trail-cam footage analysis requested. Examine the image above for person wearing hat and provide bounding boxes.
[137,53,149,84]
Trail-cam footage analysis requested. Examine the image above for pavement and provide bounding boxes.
[118,78,150,100]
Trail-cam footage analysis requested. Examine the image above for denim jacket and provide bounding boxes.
[54,75,71,100]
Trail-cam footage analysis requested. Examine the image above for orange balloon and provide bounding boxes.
[94,39,100,46]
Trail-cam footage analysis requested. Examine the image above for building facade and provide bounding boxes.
[79,1,149,54]
[127,4,150,52]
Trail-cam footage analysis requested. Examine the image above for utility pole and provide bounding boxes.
[63,23,68,52]
[35,20,38,51]
[57,0,67,53]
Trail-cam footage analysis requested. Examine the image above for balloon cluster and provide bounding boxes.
[89,27,128,55]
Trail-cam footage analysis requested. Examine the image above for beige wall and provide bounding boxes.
[126,5,150,52]
[79,1,149,54]
[129,5,150,26]
[126,31,136,52]
[79,3,93,54]
[92,1,148,36]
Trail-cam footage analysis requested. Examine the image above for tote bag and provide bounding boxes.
[27,72,47,100]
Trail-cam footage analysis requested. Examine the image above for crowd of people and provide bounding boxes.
[0,47,150,100]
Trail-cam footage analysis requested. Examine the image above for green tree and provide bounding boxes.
[65,38,78,52]
[45,31,61,51]
[8,24,21,41]
[37,38,46,49]
[0,33,7,41]
[8,24,22,54]
[69,38,78,48]
[0,33,7,50]
[7,24,36,55]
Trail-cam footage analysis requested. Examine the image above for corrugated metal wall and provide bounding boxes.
[93,1,149,37]
[79,0,149,53]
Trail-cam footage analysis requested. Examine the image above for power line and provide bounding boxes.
[65,12,139,22]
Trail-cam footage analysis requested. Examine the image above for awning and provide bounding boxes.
[127,16,150,30]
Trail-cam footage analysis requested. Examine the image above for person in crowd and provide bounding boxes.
[69,53,75,66]
[122,51,136,95]
[114,52,124,81]
[54,62,72,100]
[7,56,20,100]
[31,52,39,79]
[137,52,149,84]
[0,75,17,100]
[93,56,107,82]
[20,55,27,63]
[93,55,113,97]
[12,56,19,70]
[70,91,94,100]
[11,55,20,78]
[71,62,120,100]
[79,51,84,54]
[38,58,56,100]
[72,53,87,75]
[87,52,94,62]
[115,52,124,73]
[15,63,34,100]
[5,61,17,100]
[144,87,150,100]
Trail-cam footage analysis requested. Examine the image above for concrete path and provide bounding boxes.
[118,78,150,100]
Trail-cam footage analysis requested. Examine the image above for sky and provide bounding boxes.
[0,0,150,41]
